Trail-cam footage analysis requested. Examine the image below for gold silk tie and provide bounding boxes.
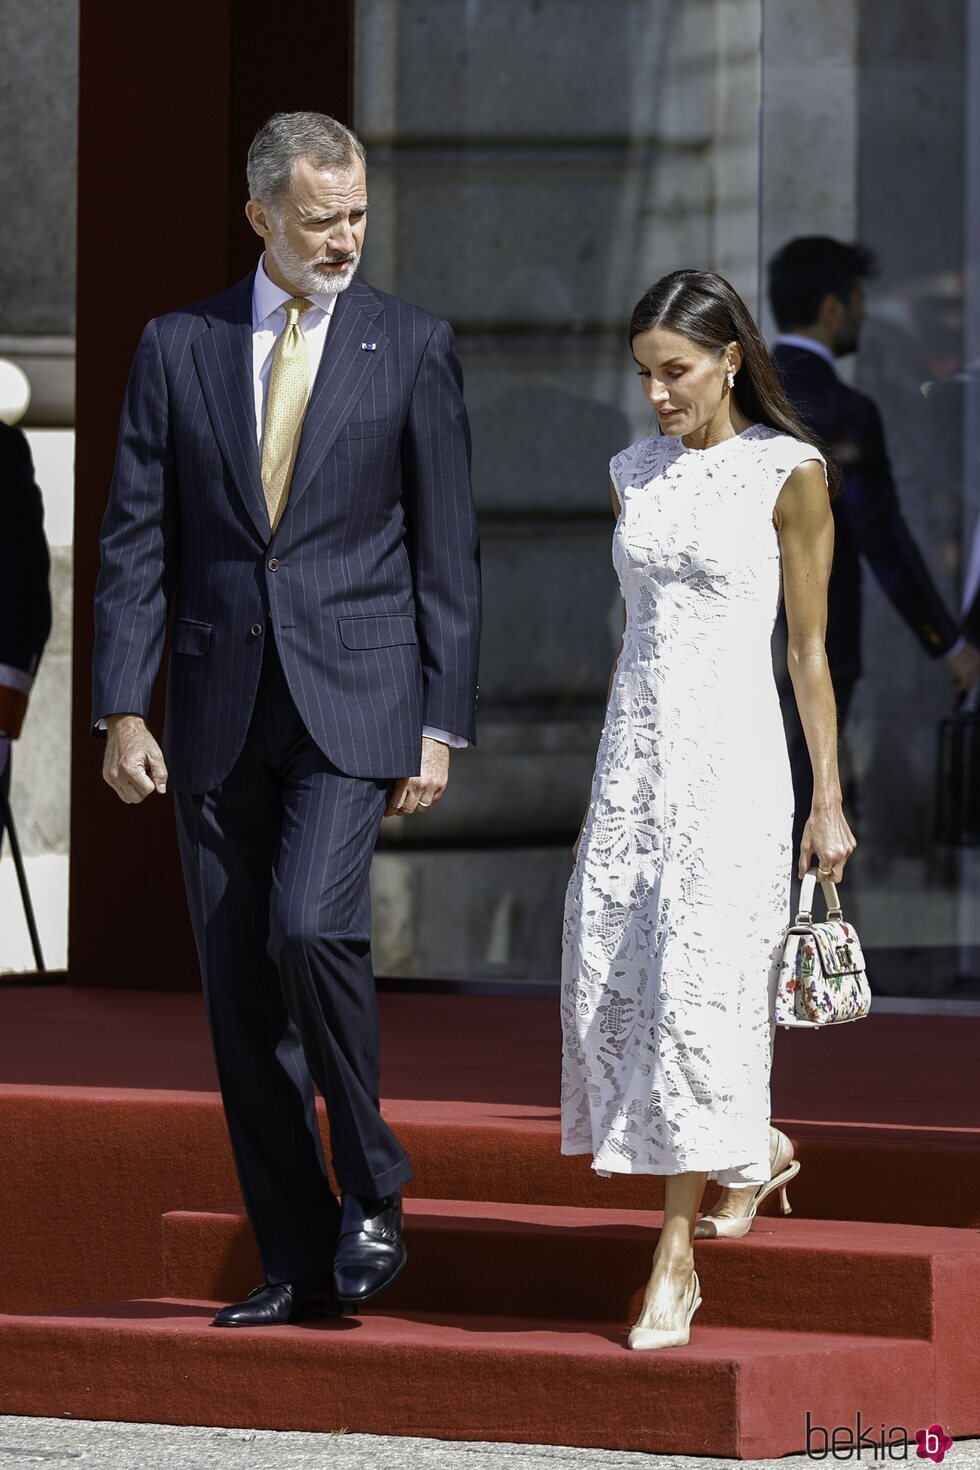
[261,296,314,533]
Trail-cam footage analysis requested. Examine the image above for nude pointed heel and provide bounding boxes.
[628,1270,702,1351]
[695,1130,800,1239]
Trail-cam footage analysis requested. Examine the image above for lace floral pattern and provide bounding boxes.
[560,426,827,1186]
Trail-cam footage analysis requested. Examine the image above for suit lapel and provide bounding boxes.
[193,274,270,544]
[282,280,388,519]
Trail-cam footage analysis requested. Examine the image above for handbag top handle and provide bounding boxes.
[795,869,844,925]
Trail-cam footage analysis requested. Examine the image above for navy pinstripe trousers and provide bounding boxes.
[174,630,414,1284]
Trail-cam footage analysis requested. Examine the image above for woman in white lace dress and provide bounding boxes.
[561,270,855,1350]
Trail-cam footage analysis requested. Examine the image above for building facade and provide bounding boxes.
[2,0,978,999]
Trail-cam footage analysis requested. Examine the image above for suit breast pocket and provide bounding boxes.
[171,618,213,656]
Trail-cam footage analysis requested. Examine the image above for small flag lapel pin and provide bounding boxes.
[360,341,377,351]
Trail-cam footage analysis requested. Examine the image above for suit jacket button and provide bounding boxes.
[251,623,263,636]
[267,558,280,571]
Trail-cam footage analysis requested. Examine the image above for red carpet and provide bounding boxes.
[0,985,978,1456]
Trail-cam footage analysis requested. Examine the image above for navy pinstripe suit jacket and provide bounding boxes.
[93,273,481,794]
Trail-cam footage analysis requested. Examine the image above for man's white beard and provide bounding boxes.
[269,226,360,296]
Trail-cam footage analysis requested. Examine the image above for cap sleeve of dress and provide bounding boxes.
[610,436,661,500]
[768,436,829,520]
[779,437,828,484]
[609,443,636,498]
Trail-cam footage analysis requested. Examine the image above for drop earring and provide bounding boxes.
[726,368,736,389]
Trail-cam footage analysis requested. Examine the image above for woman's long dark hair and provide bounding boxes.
[629,269,841,497]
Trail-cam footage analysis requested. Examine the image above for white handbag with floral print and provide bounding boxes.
[774,870,871,1030]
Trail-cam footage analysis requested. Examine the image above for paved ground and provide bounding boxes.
[0,1421,978,1470]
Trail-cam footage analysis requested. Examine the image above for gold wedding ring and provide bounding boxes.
[817,865,833,876]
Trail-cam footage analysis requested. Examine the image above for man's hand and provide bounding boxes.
[103,713,168,804]
[946,642,980,694]
[385,736,450,817]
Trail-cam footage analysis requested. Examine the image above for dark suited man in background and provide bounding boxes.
[768,236,980,861]
[94,113,481,1325]
[0,422,52,808]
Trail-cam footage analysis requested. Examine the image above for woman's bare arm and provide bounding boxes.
[774,460,856,882]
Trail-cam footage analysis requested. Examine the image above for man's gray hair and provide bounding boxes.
[247,111,366,202]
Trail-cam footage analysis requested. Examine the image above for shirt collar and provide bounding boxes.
[252,252,341,329]
[775,333,838,371]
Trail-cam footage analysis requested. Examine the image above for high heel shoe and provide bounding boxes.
[627,1269,702,1351]
[695,1129,800,1240]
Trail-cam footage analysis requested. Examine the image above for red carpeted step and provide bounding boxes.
[3,1086,979,1323]
[0,1298,943,1459]
[2,994,976,1458]
[161,1200,975,1343]
[391,1115,980,1228]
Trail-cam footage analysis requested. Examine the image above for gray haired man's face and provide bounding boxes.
[246,155,368,296]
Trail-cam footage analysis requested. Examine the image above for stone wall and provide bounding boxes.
[852,0,968,859]
[358,0,764,979]
[761,0,975,962]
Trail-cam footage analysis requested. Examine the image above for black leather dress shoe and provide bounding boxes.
[211,1277,340,1327]
[332,1191,407,1308]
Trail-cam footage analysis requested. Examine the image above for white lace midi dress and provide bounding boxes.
[561,425,827,1186]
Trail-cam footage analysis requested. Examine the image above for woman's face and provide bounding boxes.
[631,325,735,438]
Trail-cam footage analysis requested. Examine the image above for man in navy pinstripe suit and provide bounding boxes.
[93,113,481,1325]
